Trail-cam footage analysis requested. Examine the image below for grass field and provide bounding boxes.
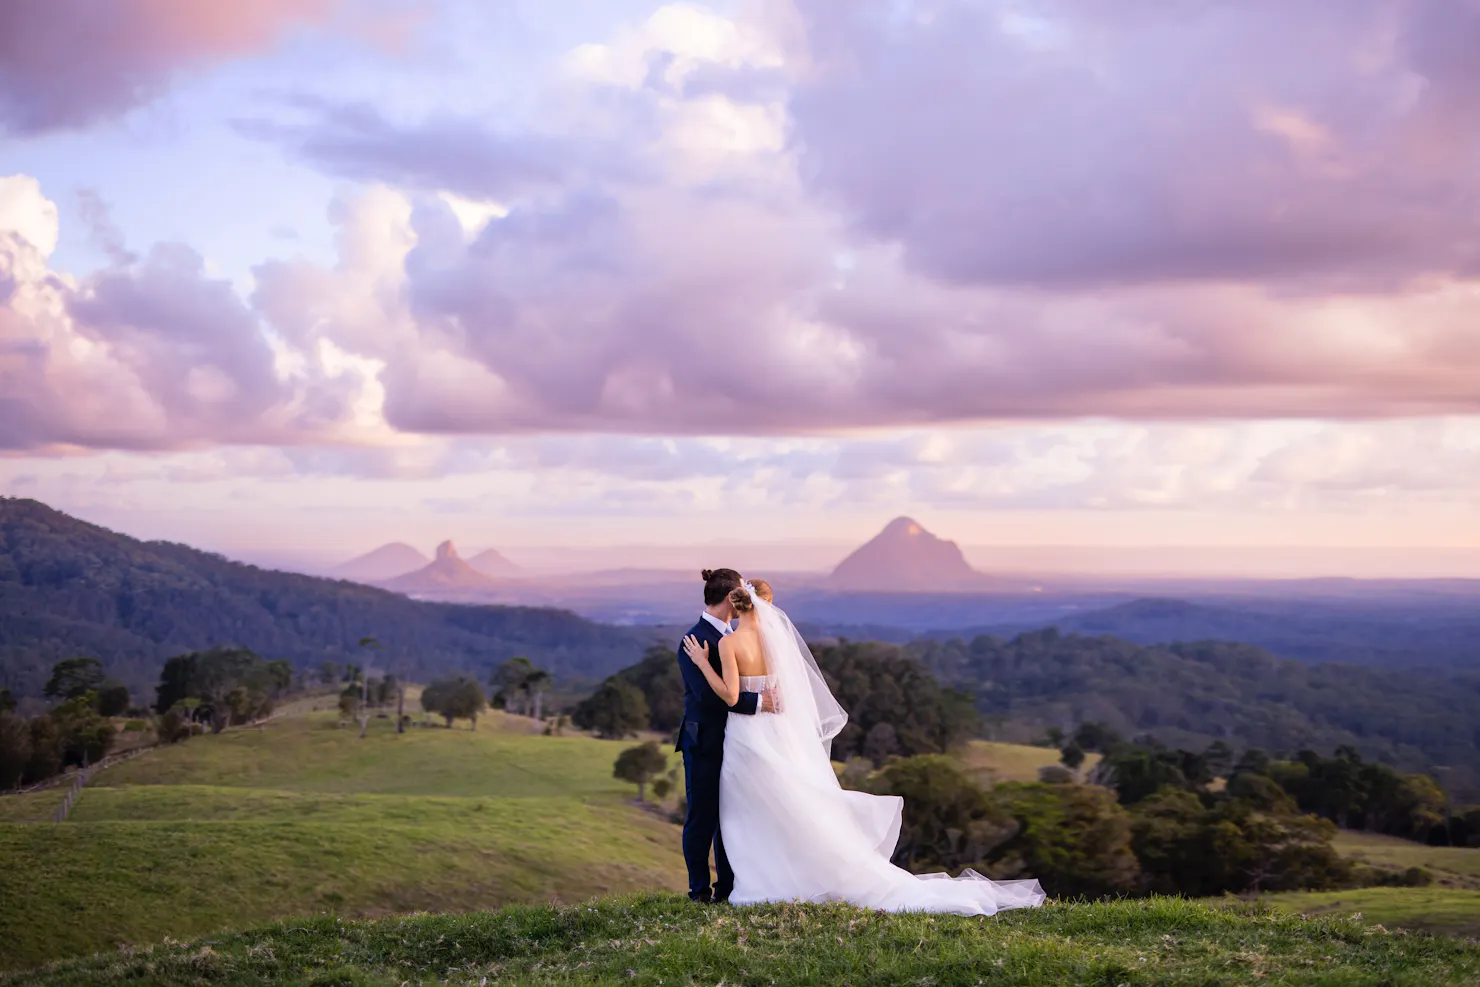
[0,710,686,971]
[960,740,1101,783]
[5,893,1476,986]
[1260,887,1480,940]
[1333,830,1480,888]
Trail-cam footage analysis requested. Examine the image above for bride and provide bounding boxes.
[682,580,1045,915]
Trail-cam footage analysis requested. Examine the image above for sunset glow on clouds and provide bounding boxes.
[1,0,1478,561]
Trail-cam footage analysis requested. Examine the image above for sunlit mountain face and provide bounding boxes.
[2,2,1478,570]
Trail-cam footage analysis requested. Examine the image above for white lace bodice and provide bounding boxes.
[740,675,775,693]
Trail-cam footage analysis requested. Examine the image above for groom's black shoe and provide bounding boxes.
[688,891,712,904]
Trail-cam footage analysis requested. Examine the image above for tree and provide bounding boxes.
[525,668,552,721]
[0,713,31,789]
[863,722,900,766]
[422,676,486,729]
[811,640,980,762]
[1070,722,1121,753]
[153,647,286,733]
[989,782,1142,899]
[97,680,131,718]
[421,679,450,725]
[613,741,669,802]
[357,638,380,738]
[44,657,105,701]
[492,657,536,715]
[156,707,192,744]
[50,696,116,767]
[572,680,649,739]
[319,661,341,686]
[573,647,684,733]
[0,688,14,714]
[1202,740,1235,779]
[1128,787,1349,896]
[24,717,61,784]
[1060,742,1086,771]
[447,678,487,730]
[869,755,1017,873]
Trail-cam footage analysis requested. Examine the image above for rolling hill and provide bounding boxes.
[0,498,657,700]
[0,706,685,970]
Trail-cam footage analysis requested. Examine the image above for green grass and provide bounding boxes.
[5,893,1477,986]
[0,711,686,971]
[1260,887,1480,940]
[92,712,634,798]
[1332,831,1480,887]
[960,740,1101,783]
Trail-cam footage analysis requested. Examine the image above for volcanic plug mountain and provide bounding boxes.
[381,540,499,594]
[829,517,980,591]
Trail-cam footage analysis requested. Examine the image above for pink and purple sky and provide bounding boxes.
[2,1,1478,574]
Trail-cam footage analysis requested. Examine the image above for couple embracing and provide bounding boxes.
[674,568,1046,915]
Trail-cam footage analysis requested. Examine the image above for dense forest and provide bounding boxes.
[0,499,657,700]
[908,628,1480,800]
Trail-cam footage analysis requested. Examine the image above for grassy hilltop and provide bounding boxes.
[4,894,1477,986]
[2,704,1479,983]
[0,708,687,970]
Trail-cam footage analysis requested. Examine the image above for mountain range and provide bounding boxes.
[335,540,521,585]
[382,541,501,596]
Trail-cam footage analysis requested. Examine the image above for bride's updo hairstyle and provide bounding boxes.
[729,578,772,614]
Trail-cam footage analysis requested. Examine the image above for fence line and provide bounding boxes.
[52,766,88,823]
[48,745,159,822]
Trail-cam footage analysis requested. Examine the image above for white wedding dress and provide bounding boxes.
[718,589,1046,915]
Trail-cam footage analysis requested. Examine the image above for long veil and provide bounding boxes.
[747,585,845,765]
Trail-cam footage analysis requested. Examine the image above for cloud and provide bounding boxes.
[0,175,361,452]
[237,98,584,202]
[12,2,1480,455]
[227,2,1480,436]
[787,0,1480,288]
[0,0,338,135]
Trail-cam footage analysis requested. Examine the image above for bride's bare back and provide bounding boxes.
[723,625,767,676]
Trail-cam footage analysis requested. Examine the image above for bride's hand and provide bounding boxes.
[682,634,709,665]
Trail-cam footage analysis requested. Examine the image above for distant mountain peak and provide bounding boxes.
[468,546,521,579]
[830,517,979,591]
[334,542,431,584]
[382,538,497,595]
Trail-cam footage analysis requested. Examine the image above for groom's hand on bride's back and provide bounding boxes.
[760,688,782,714]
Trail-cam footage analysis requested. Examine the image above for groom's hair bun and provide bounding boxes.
[702,568,743,606]
[728,586,755,613]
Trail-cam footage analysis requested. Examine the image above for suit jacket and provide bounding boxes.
[675,617,759,754]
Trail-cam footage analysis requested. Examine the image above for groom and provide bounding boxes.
[675,567,772,903]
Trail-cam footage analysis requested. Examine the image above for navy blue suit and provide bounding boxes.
[676,616,759,902]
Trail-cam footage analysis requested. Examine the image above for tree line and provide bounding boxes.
[415,657,554,730]
[0,496,656,701]
[907,628,1480,802]
[570,641,980,760]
